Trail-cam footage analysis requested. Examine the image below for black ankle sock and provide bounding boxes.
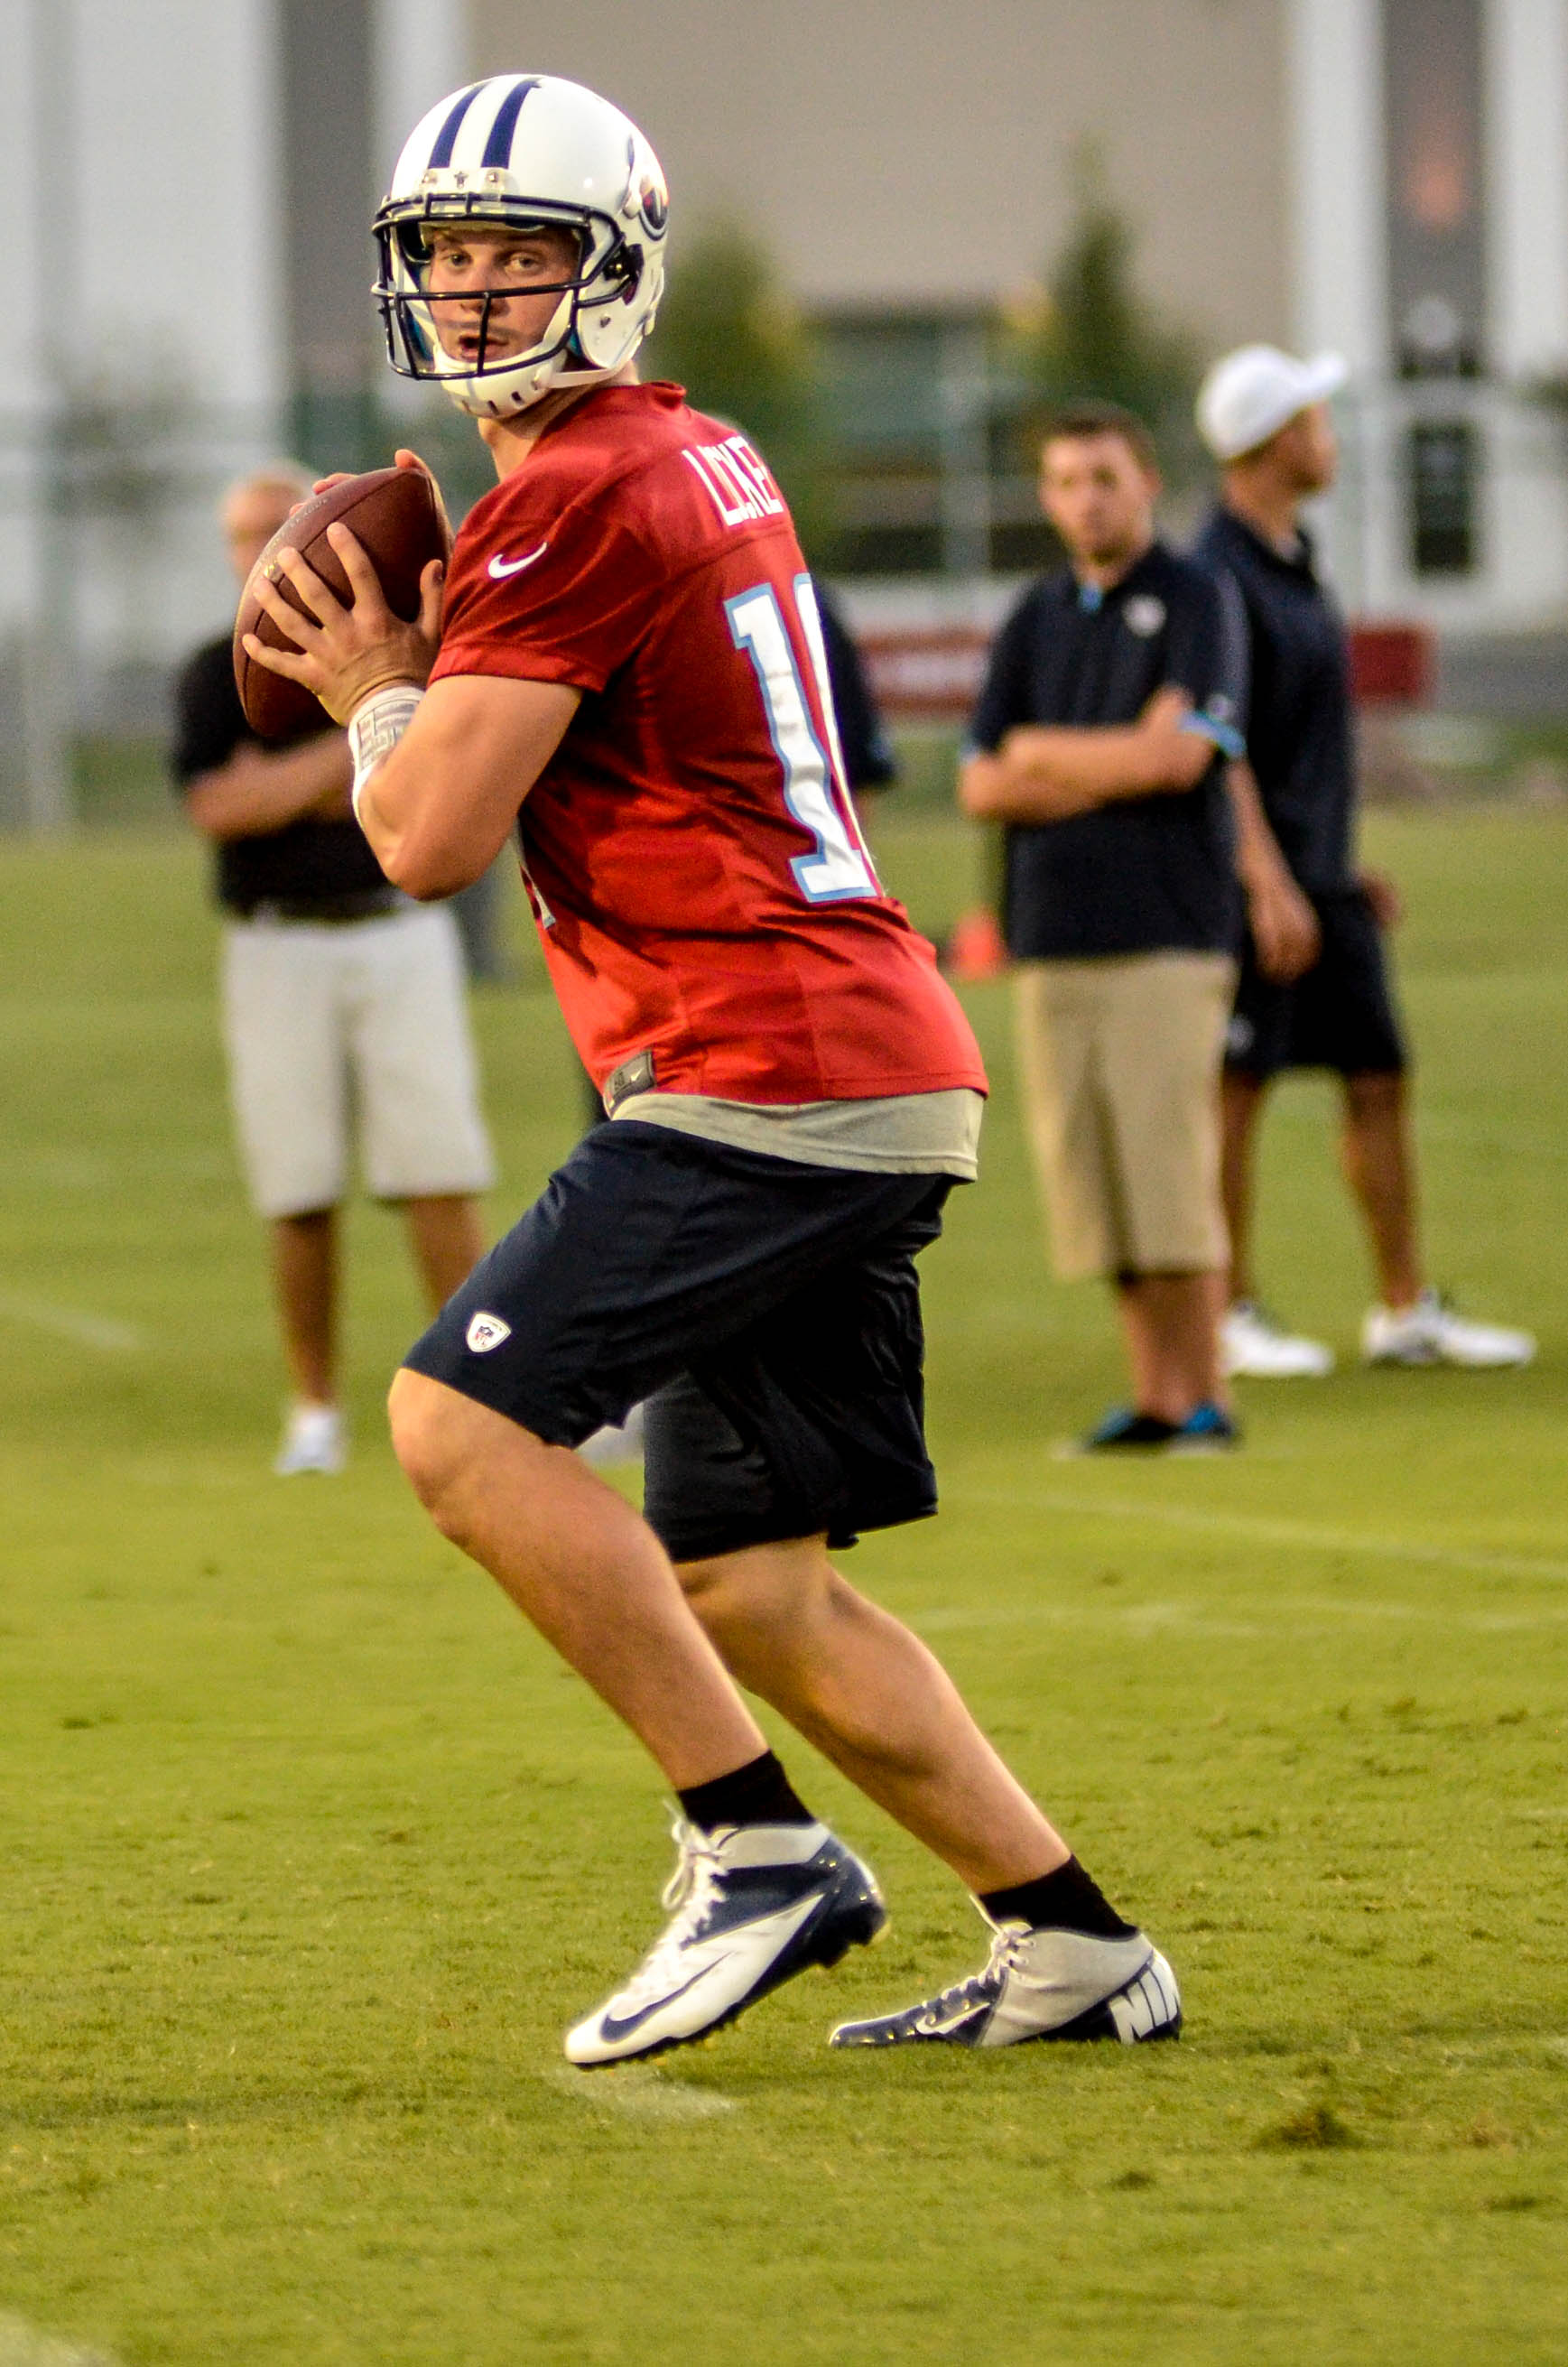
[980,1855,1137,1939]
[677,1750,815,1833]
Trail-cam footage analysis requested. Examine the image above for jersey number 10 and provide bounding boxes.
[727,575,882,905]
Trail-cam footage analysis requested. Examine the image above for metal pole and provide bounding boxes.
[22,0,76,832]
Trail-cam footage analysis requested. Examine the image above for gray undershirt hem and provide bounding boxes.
[608,1086,984,1179]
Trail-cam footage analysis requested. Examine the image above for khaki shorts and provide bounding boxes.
[221,905,496,1220]
[1014,951,1235,1281]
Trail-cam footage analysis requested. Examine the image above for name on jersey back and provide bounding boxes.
[682,433,786,530]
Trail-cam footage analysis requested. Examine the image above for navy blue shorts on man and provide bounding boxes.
[403,1119,952,1565]
[1225,884,1406,1082]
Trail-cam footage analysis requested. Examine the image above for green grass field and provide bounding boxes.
[2,807,1565,2365]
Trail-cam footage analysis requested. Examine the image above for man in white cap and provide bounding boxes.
[1192,346,1535,1375]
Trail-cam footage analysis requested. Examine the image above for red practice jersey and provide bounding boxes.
[431,382,986,1106]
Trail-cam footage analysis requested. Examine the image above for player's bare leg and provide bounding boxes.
[675,1534,1177,2052]
[1340,1069,1421,1308]
[1231,1064,1425,1304]
[678,1536,1065,1893]
[270,1209,347,1474]
[402,1192,487,1311]
[388,1368,769,1785]
[1345,1070,1535,1365]
[1220,1069,1266,1305]
[1218,1072,1338,1378]
[391,1367,899,2063]
[391,1361,1174,2057]
[1115,1269,1228,1422]
[272,1209,338,1403]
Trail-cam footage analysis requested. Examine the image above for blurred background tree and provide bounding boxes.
[385,394,506,525]
[643,214,834,552]
[55,350,199,697]
[1001,145,1204,487]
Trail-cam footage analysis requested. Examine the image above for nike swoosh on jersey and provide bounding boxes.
[487,541,550,579]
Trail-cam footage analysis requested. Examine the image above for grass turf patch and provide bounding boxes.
[0,812,1565,2363]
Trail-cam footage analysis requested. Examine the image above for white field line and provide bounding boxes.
[950,1486,1568,1588]
[909,1595,1568,1637]
[0,2318,122,2367]
[543,2065,736,2120]
[0,1293,144,1351]
[910,1599,1268,1638]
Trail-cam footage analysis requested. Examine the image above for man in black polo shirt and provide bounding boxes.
[1192,347,1535,1374]
[172,466,495,1475]
[961,402,1248,1450]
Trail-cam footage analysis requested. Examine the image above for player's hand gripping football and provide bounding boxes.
[242,457,445,726]
[302,449,457,550]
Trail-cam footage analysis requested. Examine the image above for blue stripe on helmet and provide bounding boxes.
[428,82,485,169]
[481,77,542,167]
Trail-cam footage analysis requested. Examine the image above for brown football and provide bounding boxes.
[232,465,452,739]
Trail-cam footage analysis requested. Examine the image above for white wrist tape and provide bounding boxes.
[348,684,424,826]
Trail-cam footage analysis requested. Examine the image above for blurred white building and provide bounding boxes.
[476,0,1568,627]
[5,0,1568,823]
[1292,0,1568,624]
[0,0,465,823]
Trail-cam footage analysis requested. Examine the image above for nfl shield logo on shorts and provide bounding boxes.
[466,1312,511,1354]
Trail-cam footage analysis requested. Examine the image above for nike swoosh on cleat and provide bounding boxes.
[596,1963,714,2042]
[487,542,549,579]
[910,2002,988,2038]
[594,1896,823,2043]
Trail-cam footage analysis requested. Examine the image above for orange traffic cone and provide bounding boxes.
[943,907,1009,981]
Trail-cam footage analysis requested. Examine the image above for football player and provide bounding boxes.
[243,74,1180,2064]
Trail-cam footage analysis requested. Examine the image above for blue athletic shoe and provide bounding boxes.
[565,1817,886,2065]
[1077,1406,1180,1452]
[1069,1401,1240,1456]
[1169,1400,1241,1453]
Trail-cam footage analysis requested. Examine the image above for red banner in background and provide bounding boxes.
[859,631,991,720]
[1347,623,1434,706]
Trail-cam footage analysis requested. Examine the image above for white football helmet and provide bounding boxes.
[374,74,668,419]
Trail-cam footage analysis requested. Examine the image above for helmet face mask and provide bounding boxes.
[383,206,622,386]
[374,77,668,420]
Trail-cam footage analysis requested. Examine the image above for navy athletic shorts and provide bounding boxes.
[1224,885,1407,1081]
[403,1119,952,1564]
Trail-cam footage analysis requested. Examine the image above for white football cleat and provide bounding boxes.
[830,1916,1181,2049]
[1361,1290,1536,1370]
[1222,1300,1335,1378]
[565,1816,886,2067]
[273,1402,347,1476]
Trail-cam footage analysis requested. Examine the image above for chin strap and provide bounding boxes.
[348,682,425,826]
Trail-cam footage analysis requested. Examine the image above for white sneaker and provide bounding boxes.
[578,1401,645,1468]
[565,1816,886,2066]
[273,1402,347,1476]
[830,1914,1180,2049]
[1361,1290,1536,1369]
[1221,1300,1335,1378]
